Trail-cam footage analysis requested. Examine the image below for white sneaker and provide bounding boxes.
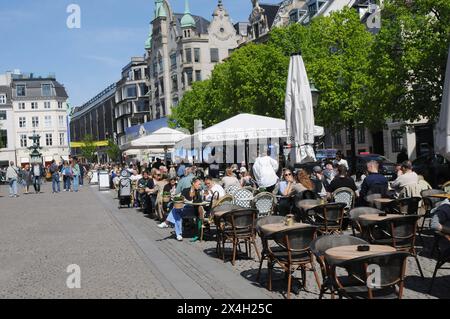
[157,222,169,229]
[176,235,183,241]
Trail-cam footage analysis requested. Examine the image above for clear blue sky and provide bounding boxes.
[0,0,279,106]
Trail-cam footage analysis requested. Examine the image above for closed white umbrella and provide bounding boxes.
[435,46,450,161]
[285,53,316,164]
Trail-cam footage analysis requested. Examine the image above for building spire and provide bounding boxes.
[154,0,167,18]
[181,0,196,29]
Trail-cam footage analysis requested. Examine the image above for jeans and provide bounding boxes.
[52,173,61,193]
[73,175,79,192]
[9,179,18,196]
[166,206,196,237]
[64,176,71,191]
[33,177,41,192]
[79,174,84,185]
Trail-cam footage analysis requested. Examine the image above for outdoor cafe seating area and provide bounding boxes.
[129,182,450,299]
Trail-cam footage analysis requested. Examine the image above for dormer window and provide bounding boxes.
[42,83,52,97]
[183,29,192,38]
[16,85,26,97]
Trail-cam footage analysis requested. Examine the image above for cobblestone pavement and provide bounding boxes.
[1,182,449,299]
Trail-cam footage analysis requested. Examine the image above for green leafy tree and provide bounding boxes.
[369,0,450,123]
[106,139,121,162]
[80,134,97,163]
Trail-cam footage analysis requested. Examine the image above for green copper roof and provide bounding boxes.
[145,24,152,50]
[155,0,167,18]
[181,0,196,28]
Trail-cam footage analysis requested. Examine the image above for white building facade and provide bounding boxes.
[10,74,69,167]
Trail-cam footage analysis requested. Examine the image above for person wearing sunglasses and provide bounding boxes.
[277,169,296,216]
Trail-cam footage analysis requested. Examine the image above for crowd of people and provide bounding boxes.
[2,158,86,197]
[104,148,449,243]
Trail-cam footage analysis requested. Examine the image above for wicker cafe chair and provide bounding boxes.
[212,195,234,209]
[252,192,276,217]
[198,192,221,242]
[389,197,422,215]
[332,187,356,211]
[266,225,321,299]
[310,235,369,299]
[429,233,450,293]
[217,209,260,266]
[368,215,424,278]
[225,185,241,197]
[306,203,347,235]
[255,215,286,282]
[234,188,254,208]
[334,252,410,299]
[348,207,384,237]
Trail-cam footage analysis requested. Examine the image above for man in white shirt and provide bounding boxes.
[334,152,349,170]
[204,176,226,201]
[391,161,418,195]
[252,149,279,193]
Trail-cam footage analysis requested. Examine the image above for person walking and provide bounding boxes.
[21,164,32,194]
[79,161,84,187]
[31,162,44,194]
[72,160,81,192]
[6,161,20,198]
[49,160,61,193]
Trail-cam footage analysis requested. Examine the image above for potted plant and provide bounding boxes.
[162,191,171,203]
[173,195,185,209]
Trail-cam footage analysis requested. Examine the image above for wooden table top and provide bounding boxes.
[358,213,400,222]
[184,201,210,206]
[325,245,396,263]
[373,198,395,204]
[297,199,322,210]
[430,194,450,199]
[260,222,310,236]
[213,204,242,218]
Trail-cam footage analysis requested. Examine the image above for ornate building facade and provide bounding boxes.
[144,0,241,122]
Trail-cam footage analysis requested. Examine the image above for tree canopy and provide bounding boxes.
[79,134,97,163]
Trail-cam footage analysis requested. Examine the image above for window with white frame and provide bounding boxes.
[58,115,64,127]
[44,101,51,109]
[45,133,53,146]
[18,102,25,110]
[44,115,52,128]
[32,116,39,128]
[31,102,38,110]
[19,117,26,128]
[59,133,65,146]
[0,94,6,104]
[0,110,6,120]
[58,102,64,109]
[20,134,27,148]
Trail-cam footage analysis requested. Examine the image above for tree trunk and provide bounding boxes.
[349,122,357,175]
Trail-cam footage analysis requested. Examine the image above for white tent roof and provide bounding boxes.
[435,46,450,161]
[175,113,324,148]
[122,127,189,150]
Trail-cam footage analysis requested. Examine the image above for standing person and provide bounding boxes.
[6,161,20,198]
[79,161,84,187]
[62,161,73,192]
[252,149,279,193]
[21,164,32,194]
[333,152,349,170]
[31,162,44,194]
[396,148,409,166]
[72,160,81,192]
[49,160,61,193]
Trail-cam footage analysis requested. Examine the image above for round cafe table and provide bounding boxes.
[260,222,310,237]
[325,245,396,265]
[357,213,400,226]
[297,199,322,211]
[430,194,450,200]
[212,204,242,219]
[373,198,395,204]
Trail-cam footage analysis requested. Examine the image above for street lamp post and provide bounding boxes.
[28,131,43,165]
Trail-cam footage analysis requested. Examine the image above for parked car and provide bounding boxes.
[316,149,338,163]
[412,154,450,188]
[354,154,397,181]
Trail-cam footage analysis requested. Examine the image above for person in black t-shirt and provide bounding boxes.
[329,165,357,193]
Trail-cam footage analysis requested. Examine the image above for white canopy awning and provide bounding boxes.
[121,127,189,151]
[435,46,450,161]
[175,113,324,148]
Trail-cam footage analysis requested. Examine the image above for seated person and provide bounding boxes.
[294,169,315,194]
[138,171,156,215]
[358,160,388,206]
[311,166,330,197]
[329,165,357,193]
[204,176,225,201]
[163,177,177,197]
[158,178,203,241]
[431,200,450,237]
[278,169,296,216]
[221,168,241,190]
[390,161,419,197]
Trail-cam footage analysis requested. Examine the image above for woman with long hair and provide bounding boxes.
[295,169,314,191]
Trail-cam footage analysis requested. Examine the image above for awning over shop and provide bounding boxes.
[70,140,109,148]
[121,127,189,151]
